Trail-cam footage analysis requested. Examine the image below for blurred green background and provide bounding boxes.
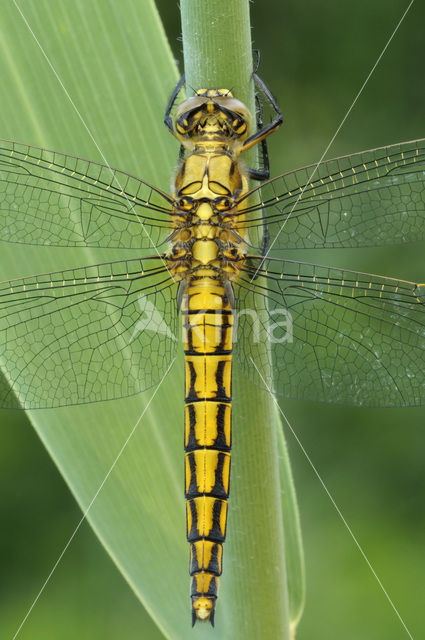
[1,1,424,639]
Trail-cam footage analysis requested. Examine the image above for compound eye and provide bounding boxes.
[176,196,196,212]
[214,196,233,212]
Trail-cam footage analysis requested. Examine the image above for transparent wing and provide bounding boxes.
[237,139,425,249]
[0,257,178,408]
[0,139,174,250]
[234,257,425,407]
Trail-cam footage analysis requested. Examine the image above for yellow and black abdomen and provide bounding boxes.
[182,278,233,626]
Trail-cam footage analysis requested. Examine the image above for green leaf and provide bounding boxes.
[0,2,188,638]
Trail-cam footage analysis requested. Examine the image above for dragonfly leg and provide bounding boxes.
[164,73,186,138]
[245,68,274,256]
[246,93,271,181]
[242,71,283,156]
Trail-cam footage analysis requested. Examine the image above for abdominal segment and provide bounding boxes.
[182,279,233,625]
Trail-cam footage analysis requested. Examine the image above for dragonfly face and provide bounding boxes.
[172,89,252,148]
[0,68,424,627]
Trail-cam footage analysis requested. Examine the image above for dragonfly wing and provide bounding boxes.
[0,139,173,250]
[0,257,178,408]
[238,139,425,249]
[234,258,425,407]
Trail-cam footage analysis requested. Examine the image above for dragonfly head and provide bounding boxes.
[173,88,252,147]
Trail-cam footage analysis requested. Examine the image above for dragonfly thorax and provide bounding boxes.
[168,91,251,289]
[174,151,246,205]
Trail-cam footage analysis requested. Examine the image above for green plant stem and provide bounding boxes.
[181,0,254,110]
[180,1,293,637]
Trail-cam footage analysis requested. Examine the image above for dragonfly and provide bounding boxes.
[0,67,425,625]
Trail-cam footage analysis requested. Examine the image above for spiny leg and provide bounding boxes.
[243,71,283,160]
[164,73,187,160]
